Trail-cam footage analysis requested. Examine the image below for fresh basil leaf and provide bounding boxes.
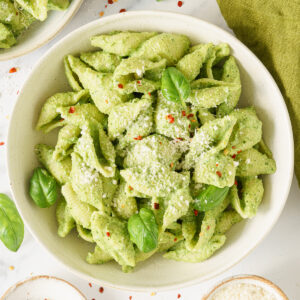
[29,167,58,208]
[128,208,158,253]
[194,185,229,211]
[0,194,24,252]
[161,67,190,105]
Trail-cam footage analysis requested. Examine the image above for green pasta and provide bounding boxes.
[32,31,276,272]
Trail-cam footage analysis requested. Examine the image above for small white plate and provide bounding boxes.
[203,274,289,300]
[1,275,87,300]
[0,0,83,61]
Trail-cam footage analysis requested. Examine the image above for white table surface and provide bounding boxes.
[0,1,299,299]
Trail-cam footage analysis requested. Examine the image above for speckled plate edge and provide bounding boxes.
[0,275,87,300]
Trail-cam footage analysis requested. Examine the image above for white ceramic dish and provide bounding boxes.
[0,0,83,61]
[0,275,86,300]
[7,11,294,292]
[202,274,289,300]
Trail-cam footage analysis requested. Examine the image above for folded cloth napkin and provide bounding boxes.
[217,0,300,184]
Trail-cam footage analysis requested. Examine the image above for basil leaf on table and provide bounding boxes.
[0,194,24,252]
[128,208,158,253]
[161,67,191,106]
[29,167,58,208]
[194,185,230,211]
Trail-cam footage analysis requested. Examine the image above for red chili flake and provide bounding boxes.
[9,67,17,73]
[99,287,104,293]
[0,142,5,146]
[194,209,198,216]
[177,293,181,299]
[174,238,177,242]
[232,146,236,149]
[154,203,160,210]
[59,118,64,122]
[216,171,222,177]
[166,114,175,123]
[216,163,219,167]
[148,92,151,96]
[106,232,110,237]
[188,124,191,129]
[206,225,210,230]
[137,80,141,84]
[134,136,143,140]
[187,113,194,119]
[105,99,109,104]
[108,0,113,4]
[88,283,92,287]
[118,83,123,88]
[119,8,126,13]
[129,185,133,191]
[237,150,242,154]
[176,137,183,141]
[234,180,238,186]
[105,4,107,8]
[181,110,186,117]
[170,162,174,168]
[231,154,236,159]
[69,106,75,113]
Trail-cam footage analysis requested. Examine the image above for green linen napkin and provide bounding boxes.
[217,0,300,184]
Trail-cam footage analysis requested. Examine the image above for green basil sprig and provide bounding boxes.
[29,167,58,208]
[194,185,230,211]
[128,208,158,253]
[161,67,191,106]
[0,194,24,252]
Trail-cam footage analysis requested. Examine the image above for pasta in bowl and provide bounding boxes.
[7,12,293,290]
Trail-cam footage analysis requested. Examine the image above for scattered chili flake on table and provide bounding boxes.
[174,238,177,242]
[88,282,92,287]
[216,171,222,177]
[106,232,110,237]
[99,11,104,17]
[9,265,14,270]
[234,180,238,186]
[181,110,186,117]
[166,114,175,123]
[9,67,18,73]
[99,287,104,293]
[237,150,242,154]
[118,83,123,88]
[177,293,181,299]
[193,209,198,216]
[119,8,126,13]
[69,106,75,113]
[216,163,219,167]
[134,136,143,140]
[148,92,151,96]
[137,80,141,85]
[154,203,160,210]
[187,113,194,119]
[231,154,236,159]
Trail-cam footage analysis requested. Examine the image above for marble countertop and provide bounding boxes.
[0,1,299,299]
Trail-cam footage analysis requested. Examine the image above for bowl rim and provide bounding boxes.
[0,0,83,61]
[6,10,294,292]
[202,274,289,300]
[0,275,87,300]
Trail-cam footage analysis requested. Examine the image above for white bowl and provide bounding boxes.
[0,0,83,61]
[1,275,86,300]
[202,274,289,300]
[7,11,294,292]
